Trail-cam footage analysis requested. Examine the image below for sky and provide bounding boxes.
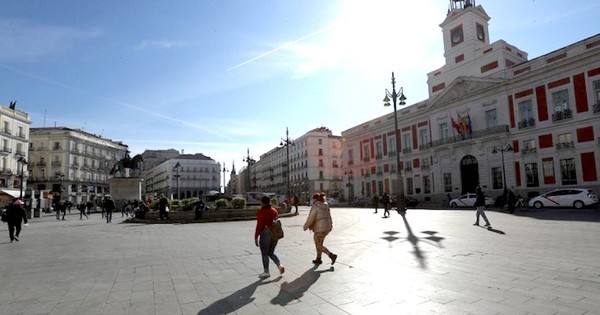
[1,0,599,187]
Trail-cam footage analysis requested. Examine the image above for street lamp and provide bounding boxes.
[243,148,256,192]
[221,162,228,194]
[383,72,407,212]
[280,127,294,201]
[17,156,27,199]
[492,144,513,197]
[173,162,181,199]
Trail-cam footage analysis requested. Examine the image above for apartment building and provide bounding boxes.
[28,127,128,205]
[341,0,600,204]
[0,104,31,207]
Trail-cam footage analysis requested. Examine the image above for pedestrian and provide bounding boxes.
[474,186,491,227]
[158,194,170,220]
[382,192,391,217]
[103,195,115,223]
[254,195,284,278]
[506,187,516,214]
[78,203,88,219]
[373,195,379,214]
[5,199,28,243]
[303,192,337,265]
[194,198,205,220]
[59,200,67,220]
[293,195,300,214]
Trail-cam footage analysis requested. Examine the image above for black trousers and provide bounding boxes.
[8,222,22,241]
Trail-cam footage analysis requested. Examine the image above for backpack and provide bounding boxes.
[1,209,7,222]
[270,219,284,241]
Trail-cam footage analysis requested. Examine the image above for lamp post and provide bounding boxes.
[17,156,27,199]
[280,127,294,201]
[222,162,228,194]
[173,162,181,199]
[243,148,256,192]
[492,144,513,197]
[383,72,407,212]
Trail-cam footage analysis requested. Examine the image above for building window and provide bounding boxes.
[443,173,452,192]
[388,136,396,156]
[319,159,324,167]
[377,181,384,195]
[419,129,429,148]
[518,100,535,128]
[525,163,539,187]
[522,139,537,154]
[423,176,430,194]
[363,144,370,161]
[439,123,449,139]
[560,158,577,185]
[485,109,497,128]
[318,139,322,145]
[318,148,323,156]
[402,133,412,152]
[593,80,600,113]
[406,178,413,195]
[348,149,354,165]
[375,141,383,159]
[551,89,572,121]
[492,167,503,189]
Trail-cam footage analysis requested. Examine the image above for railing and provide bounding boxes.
[36,162,47,167]
[556,141,575,150]
[552,109,573,122]
[593,103,600,114]
[1,147,11,153]
[521,147,538,155]
[518,118,536,129]
[51,161,62,167]
[38,147,48,151]
[0,168,12,175]
[52,146,63,151]
[420,165,430,170]
[1,129,11,135]
[375,154,383,159]
[388,151,397,157]
[429,125,509,148]
[402,148,412,154]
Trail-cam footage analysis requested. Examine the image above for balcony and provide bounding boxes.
[552,108,573,122]
[0,168,12,175]
[521,147,538,155]
[38,147,48,151]
[419,143,433,150]
[1,147,11,154]
[388,151,397,157]
[36,161,47,167]
[1,129,11,135]
[375,154,383,160]
[51,161,62,167]
[594,103,600,114]
[52,146,63,151]
[420,164,430,170]
[556,141,575,150]
[518,118,536,129]
[429,125,509,148]
[402,148,412,154]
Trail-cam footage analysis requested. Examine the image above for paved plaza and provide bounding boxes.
[1,206,600,315]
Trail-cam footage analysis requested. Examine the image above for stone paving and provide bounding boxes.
[1,206,600,315]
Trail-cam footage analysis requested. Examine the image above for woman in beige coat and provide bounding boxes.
[303,193,337,265]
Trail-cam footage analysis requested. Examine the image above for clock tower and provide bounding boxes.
[441,0,490,66]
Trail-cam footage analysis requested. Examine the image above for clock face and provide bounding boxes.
[451,26,463,45]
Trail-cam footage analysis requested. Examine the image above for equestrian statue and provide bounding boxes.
[110,151,144,176]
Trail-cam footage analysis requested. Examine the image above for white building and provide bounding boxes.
[28,127,128,205]
[341,0,600,204]
[0,103,31,207]
[143,153,221,199]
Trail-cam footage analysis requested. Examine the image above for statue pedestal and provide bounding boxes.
[109,178,143,202]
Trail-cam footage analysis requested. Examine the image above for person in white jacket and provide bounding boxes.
[303,193,337,265]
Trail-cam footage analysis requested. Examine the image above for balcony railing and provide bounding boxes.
[521,147,538,155]
[552,108,573,122]
[518,118,536,129]
[2,129,11,135]
[38,147,48,151]
[593,103,600,114]
[429,125,509,148]
[420,164,430,170]
[36,162,47,167]
[52,146,63,151]
[51,161,62,167]
[556,141,575,150]
[388,151,397,157]
[402,148,412,154]
[1,147,11,153]
[375,154,383,160]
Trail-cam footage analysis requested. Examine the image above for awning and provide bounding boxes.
[0,189,21,198]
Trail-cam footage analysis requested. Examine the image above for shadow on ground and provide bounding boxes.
[513,208,600,222]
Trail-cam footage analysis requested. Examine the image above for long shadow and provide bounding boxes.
[514,208,600,222]
[197,277,280,314]
[400,213,427,269]
[271,265,333,306]
[475,225,506,235]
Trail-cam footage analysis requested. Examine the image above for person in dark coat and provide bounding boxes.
[5,199,28,242]
[382,192,391,218]
[506,187,516,214]
[103,195,116,223]
[158,194,170,220]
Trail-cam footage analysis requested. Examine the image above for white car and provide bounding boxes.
[528,188,598,209]
[449,193,494,208]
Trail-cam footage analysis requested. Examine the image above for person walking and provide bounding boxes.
[303,193,337,265]
[292,195,300,214]
[5,199,28,243]
[474,186,491,227]
[158,194,170,220]
[254,195,284,279]
[382,192,391,218]
[78,203,88,220]
[103,195,115,223]
[506,187,516,214]
[373,195,379,214]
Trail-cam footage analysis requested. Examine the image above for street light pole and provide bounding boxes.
[17,156,28,199]
[492,144,513,197]
[222,162,228,194]
[280,127,294,201]
[383,72,407,213]
[174,162,181,199]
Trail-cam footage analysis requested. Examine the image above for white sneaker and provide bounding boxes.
[278,265,285,274]
[258,272,270,278]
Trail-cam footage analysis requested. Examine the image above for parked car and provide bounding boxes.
[327,198,339,207]
[352,197,372,208]
[528,188,598,209]
[449,193,494,208]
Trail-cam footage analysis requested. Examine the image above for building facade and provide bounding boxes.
[28,127,128,206]
[143,153,221,199]
[341,0,600,204]
[0,104,31,207]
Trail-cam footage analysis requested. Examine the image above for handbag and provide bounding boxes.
[270,219,284,241]
[165,206,170,212]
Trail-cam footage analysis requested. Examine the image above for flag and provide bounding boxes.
[451,116,461,134]
[466,114,472,134]
[458,114,467,133]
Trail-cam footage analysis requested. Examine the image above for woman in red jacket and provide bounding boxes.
[254,195,284,278]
